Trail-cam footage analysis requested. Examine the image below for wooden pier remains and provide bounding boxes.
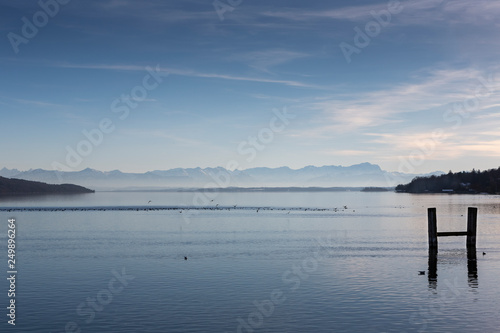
[427,207,477,250]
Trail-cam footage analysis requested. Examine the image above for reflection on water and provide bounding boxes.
[428,248,438,288]
[467,249,478,288]
[427,248,478,289]
[1,191,500,332]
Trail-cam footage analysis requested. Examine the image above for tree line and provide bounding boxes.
[396,167,500,194]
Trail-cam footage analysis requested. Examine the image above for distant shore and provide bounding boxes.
[104,186,396,193]
[395,167,500,194]
[0,176,95,195]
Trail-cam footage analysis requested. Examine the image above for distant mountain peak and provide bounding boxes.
[0,168,21,178]
[349,162,382,171]
[79,168,102,174]
[0,163,441,189]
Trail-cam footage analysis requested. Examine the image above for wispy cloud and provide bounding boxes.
[262,2,394,22]
[363,114,500,162]
[293,67,500,136]
[13,99,70,108]
[227,49,310,73]
[367,131,453,150]
[261,0,500,27]
[119,128,204,146]
[321,149,377,157]
[74,0,216,23]
[54,63,325,89]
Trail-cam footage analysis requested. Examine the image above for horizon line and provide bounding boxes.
[0,162,451,175]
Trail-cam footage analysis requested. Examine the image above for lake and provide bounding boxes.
[1,191,500,332]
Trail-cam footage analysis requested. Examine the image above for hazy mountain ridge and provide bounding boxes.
[0,163,443,190]
[0,167,21,178]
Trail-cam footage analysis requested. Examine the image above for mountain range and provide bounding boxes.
[0,163,443,190]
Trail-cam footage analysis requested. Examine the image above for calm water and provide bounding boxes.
[1,191,500,332]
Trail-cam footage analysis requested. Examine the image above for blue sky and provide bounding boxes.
[1,0,499,173]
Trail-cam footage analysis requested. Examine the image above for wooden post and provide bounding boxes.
[428,208,438,249]
[466,207,477,249]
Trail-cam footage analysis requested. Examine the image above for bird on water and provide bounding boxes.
[418,271,425,275]
[184,256,188,260]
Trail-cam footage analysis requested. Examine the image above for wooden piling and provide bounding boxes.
[466,207,478,249]
[426,208,479,288]
[437,231,468,236]
[428,207,478,250]
[428,208,438,249]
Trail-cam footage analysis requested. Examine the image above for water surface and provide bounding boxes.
[1,191,499,332]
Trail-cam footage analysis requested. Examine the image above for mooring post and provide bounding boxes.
[466,207,478,249]
[428,208,438,249]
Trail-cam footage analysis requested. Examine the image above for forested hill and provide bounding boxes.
[396,167,500,194]
[0,176,95,195]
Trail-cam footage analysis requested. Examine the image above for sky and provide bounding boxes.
[1,0,500,174]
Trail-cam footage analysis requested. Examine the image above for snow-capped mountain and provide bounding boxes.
[0,163,443,189]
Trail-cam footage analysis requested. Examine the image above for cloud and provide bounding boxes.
[120,128,205,146]
[457,141,500,156]
[293,67,500,136]
[53,63,325,89]
[13,99,70,108]
[227,49,310,73]
[75,0,216,23]
[262,2,394,22]
[364,112,500,163]
[321,149,377,157]
[366,131,452,150]
[281,65,500,170]
[260,0,500,27]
